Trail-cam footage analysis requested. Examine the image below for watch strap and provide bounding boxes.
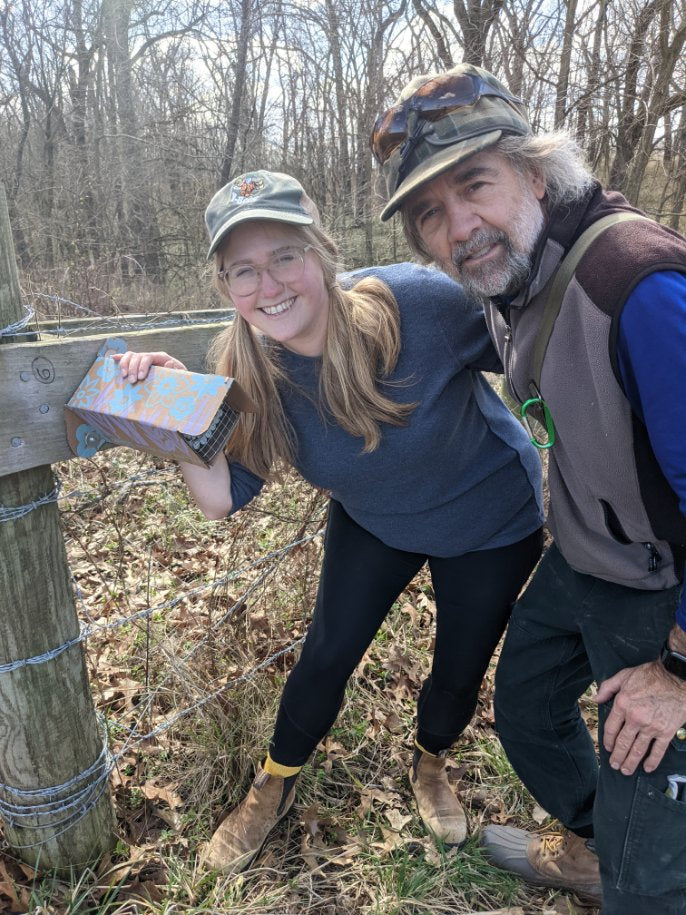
[660,639,686,681]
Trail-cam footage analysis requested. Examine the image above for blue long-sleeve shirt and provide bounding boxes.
[616,270,686,631]
[228,262,543,557]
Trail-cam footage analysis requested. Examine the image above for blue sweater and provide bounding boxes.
[228,262,543,557]
[617,270,686,631]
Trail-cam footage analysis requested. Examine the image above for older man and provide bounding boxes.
[373,63,686,914]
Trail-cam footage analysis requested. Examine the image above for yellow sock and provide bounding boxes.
[414,739,438,757]
[263,752,302,778]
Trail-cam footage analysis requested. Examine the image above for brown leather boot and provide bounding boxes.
[481,825,602,903]
[201,763,297,876]
[409,750,468,846]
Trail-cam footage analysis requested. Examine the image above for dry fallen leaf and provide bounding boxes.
[383,711,403,733]
[140,782,183,809]
[299,833,321,873]
[0,859,22,909]
[301,803,322,839]
[532,803,550,825]
[423,840,444,867]
[384,808,412,832]
[371,826,408,854]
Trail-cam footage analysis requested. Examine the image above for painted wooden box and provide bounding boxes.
[64,338,254,466]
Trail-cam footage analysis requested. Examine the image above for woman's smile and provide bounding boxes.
[259,296,296,316]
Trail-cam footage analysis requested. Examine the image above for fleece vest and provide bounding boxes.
[483,184,686,590]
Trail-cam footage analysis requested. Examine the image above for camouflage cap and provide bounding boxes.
[205,170,319,258]
[379,63,531,221]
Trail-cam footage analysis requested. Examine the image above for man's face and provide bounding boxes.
[405,149,546,299]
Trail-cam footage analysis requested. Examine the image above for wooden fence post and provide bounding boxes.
[0,183,116,868]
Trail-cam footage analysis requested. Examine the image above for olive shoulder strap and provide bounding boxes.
[529,212,649,395]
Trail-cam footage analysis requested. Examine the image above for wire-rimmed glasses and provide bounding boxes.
[218,245,313,297]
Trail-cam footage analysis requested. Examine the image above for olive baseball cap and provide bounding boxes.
[205,170,319,258]
[379,63,531,221]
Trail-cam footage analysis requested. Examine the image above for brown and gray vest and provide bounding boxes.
[483,184,686,590]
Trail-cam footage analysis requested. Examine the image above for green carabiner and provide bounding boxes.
[521,396,555,450]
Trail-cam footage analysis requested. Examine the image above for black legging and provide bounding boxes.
[270,500,543,765]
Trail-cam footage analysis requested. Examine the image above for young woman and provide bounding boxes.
[117,170,543,876]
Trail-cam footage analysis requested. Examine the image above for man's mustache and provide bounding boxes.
[451,229,509,269]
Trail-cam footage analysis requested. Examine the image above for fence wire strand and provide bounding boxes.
[0,466,324,849]
[0,292,319,849]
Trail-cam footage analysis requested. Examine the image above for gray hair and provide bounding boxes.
[402,130,595,262]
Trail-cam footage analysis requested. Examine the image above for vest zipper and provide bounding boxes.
[503,327,525,404]
[643,542,662,573]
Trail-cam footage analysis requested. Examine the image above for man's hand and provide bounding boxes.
[595,658,686,776]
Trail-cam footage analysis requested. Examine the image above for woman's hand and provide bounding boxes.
[113,349,233,517]
[113,350,187,383]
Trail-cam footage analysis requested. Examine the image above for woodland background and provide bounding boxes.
[2,0,686,313]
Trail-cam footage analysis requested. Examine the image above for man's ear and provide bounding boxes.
[530,169,546,200]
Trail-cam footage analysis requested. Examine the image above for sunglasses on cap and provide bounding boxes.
[371,72,524,166]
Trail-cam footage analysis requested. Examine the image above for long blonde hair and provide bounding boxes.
[207,222,415,479]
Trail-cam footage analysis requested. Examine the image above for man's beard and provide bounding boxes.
[444,193,545,301]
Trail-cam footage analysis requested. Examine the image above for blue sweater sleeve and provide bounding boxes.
[227,458,264,513]
[616,271,686,631]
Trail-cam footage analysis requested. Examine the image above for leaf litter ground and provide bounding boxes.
[0,450,598,915]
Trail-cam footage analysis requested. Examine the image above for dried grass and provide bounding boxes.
[0,450,597,915]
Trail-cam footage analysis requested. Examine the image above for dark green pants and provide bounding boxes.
[495,543,686,915]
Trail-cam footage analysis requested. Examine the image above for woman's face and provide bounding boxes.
[218,221,329,356]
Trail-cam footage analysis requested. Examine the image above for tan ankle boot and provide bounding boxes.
[409,751,468,846]
[481,825,602,903]
[201,762,296,876]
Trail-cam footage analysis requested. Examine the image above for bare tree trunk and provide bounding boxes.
[576,0,607,163]
[411,0,454,68]
[452,0,505,66]
[669,106,686,232]
[324,0,353,217]
[67,0,100,267]
[607,0,662,192]
[554,0,577,129]
[219,0,253,186]
[104,0,163,281]
[623,4,686,204]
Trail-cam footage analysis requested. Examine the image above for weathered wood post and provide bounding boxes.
[0,183,116,868]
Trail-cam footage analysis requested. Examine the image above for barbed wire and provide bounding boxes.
[0,468,325,847]
[27,292,100,316]
[0,543,314,847]
[40,311,233,338]
[56,466,179,513]
[0,484,61,523]
[0,328,322,849]
[113,636,306,751]
[80,527,321,640]
[0,465,186,525]
[2,291,232,341]
[104,538,303,754]
[0,307,36,340]
[0,527,321,674]
[0,634,305,850]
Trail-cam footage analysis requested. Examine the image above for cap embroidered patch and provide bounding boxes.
[232,175,264,202]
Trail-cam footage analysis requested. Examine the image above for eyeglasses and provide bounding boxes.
[217,245,312,297]
[371,72,524,166]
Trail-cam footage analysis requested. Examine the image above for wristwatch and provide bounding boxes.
[660,640,686,681]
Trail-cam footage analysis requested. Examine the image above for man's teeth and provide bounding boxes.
[261,298,294,315]
[466,244,493,260]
